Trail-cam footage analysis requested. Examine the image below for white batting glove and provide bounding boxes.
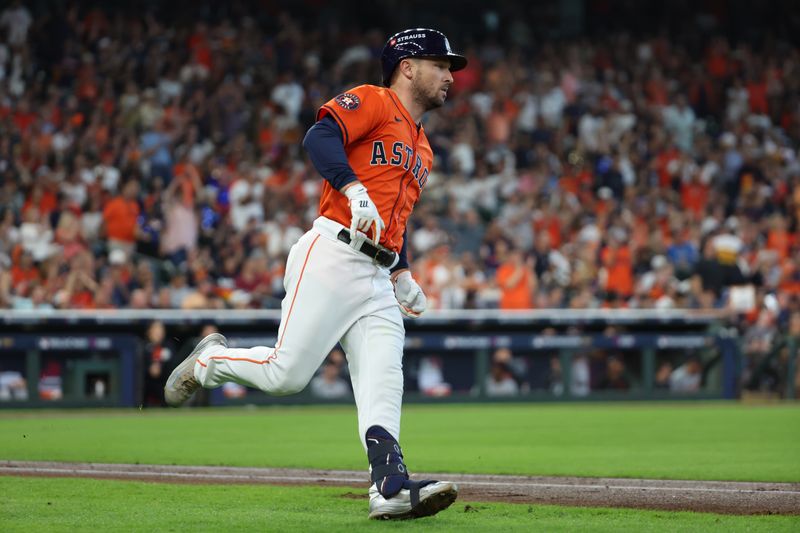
[393,270,427,318]
[344,183,384,248]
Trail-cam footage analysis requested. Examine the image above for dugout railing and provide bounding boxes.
[0,308,792,408]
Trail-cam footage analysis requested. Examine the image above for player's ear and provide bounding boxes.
[397,58,416,82]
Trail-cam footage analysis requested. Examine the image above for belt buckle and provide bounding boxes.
[372,246,395,268]
[371,247,386,266]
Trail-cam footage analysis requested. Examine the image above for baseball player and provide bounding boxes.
[165,28,467,520]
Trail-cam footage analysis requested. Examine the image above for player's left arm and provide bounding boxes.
[390,229,427,318]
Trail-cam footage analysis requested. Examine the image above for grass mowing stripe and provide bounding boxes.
[2,476,798,533]
[0,403,798,482]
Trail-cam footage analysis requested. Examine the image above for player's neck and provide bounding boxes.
[389,86,425,125]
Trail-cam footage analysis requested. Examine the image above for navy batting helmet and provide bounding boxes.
[381,28,467,87]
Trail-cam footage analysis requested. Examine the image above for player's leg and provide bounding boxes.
[340,307,405,442]
[195,232,373,394]
[166,229,369,405]
[340,273,458,520]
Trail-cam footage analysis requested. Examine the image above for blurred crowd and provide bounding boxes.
[0,2,798,395]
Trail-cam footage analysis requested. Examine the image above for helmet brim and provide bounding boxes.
[418,53,468,72]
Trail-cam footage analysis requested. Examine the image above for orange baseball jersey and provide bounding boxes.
[316,84,433,253]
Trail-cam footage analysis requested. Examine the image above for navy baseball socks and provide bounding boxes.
[365,425,458,519]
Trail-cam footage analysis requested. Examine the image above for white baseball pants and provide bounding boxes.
[194,216,406,446]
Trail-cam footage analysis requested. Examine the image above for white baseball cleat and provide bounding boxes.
[164,333,227,407]
[368,480,458,520]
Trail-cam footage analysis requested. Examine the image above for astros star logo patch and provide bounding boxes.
[335,93,361,110]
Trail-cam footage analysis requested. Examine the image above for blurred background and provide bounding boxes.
[0,0,797,408]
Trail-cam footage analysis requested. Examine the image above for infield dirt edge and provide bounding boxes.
[2,460,799,516]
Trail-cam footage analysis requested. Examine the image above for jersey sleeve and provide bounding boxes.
[390,227,409,273]
[302,116,358,191]
[316,85,388,148]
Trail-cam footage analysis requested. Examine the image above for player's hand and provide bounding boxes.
[392,270,427,318]
[344,183,384,247]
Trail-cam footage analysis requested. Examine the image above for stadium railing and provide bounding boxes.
[0,308,766,408]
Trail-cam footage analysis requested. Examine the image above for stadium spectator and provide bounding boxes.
[655,361,673,390]
[18,206,56,263]
[105,249,132,307]
[485,360,519,397]
[142,320,174,407]
[160,177,200,263]
[669,356,703,393]
[595,354,631,391]
[38,360,62,401]
[228,164,264,232]
[495,246,537,309]
[545,327,591,397]
[417,357,451,397]
[0,1,33,48]
[0,369,27,401]
[310,357,350,400]
[741,304,781,392]
[492,348,528,392]
[102,180,141,257]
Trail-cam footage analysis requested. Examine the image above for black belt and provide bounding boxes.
[337,229,397,268]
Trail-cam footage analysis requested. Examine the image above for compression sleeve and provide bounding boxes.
[390,227,409,273]
[302,116,359,191]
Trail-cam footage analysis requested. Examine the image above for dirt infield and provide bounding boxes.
[2,460,798,515]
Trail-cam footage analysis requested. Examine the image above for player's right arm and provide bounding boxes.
[302,117,358,191]
[302,116,383,246]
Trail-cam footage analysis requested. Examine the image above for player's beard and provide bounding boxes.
[411,76,447,112]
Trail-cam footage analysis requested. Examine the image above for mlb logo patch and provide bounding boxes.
[335,93,361,110]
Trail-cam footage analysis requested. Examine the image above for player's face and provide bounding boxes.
[411,58,454,111]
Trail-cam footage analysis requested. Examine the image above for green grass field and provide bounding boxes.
[2,476,798,533]
[2,402,799,481]
[1,402,799,531]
